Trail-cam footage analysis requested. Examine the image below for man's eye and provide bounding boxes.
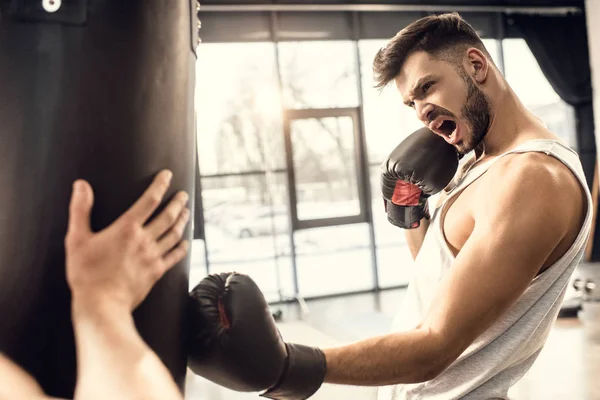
[422,82,434,92]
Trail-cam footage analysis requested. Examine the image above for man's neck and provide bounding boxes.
[479,86,540,158]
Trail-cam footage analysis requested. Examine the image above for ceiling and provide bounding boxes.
[199,0,584,7]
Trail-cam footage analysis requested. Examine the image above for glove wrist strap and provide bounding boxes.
[385,199,430,229]
[260,343,326,400]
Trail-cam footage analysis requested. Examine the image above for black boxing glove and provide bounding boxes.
[381,127,459,229]
[187,272,326,400]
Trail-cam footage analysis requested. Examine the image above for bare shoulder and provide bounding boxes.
[477,151,585,229]
[487,151,581,195]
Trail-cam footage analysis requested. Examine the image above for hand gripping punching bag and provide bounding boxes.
[0,1,198,397]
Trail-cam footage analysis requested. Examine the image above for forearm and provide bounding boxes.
[71,299,182,400]
[322,328,447,386]
[0,353,66,400]
[404,218,430,260]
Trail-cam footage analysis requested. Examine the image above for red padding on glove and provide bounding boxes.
[218,298,231,329]
[392,181,421,206]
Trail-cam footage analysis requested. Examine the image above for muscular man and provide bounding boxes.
[0,170,190,400]
[188,12,592,400]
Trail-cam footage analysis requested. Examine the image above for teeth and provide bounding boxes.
[449,127,458,142]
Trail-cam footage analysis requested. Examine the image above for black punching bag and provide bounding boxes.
[0,0,198,397]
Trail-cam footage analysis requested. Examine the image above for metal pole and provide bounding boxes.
[351,11,381,291]
[269,11,305,311]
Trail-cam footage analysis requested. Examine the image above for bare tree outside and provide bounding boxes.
[213,41,360,213]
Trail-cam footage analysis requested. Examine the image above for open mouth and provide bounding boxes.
[431,118,458,142]
[438,120,456,137]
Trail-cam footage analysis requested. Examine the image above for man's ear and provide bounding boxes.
[465,48,489,83]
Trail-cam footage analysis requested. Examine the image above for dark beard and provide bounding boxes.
[457,67,492,155]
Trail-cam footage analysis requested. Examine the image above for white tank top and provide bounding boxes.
[377,139,593,400]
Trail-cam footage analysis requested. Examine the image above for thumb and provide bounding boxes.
[67,180,94,240]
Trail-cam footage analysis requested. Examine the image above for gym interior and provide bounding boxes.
[1,0,599,400]
[188,1,600,399]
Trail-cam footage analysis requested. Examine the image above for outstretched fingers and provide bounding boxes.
[159,240,190,275]
[124,170,173,225]
[146,191,189,240]
[156,208,190,255]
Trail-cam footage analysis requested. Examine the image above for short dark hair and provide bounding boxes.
[372,13,492,89]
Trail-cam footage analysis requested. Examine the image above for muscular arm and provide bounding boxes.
[323,155,580,385]
[72,299,183,400]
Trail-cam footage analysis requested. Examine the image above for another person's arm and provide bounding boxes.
[65,171,190,400]
[71,302,183,400]
[0,353,66,400]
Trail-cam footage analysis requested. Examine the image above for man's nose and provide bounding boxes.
[415,102,433,124]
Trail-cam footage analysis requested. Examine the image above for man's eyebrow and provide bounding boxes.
[403,74,437,106]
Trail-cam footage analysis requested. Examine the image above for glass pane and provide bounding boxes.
[503,38,576,147]
[196,43,284,175]
[295,224,374,297]
[290,116,360,220]
[369,166,414,288]
[278,41,359,109]
[200,172,294,302]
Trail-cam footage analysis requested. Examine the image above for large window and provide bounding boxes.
[278,41,370,298]
[196,43,284,176]
[195,43,293,302]
[278,41,360,109]
[294,224,375,297]
[289,115,361,221]
[199,173,294,302]
[503,38,576,148]
[195,40,372,301]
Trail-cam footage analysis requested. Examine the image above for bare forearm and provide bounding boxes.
[322,329,447,386]
[71,299,182,400]
[404,218,430,260]
[0,353,66,400]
